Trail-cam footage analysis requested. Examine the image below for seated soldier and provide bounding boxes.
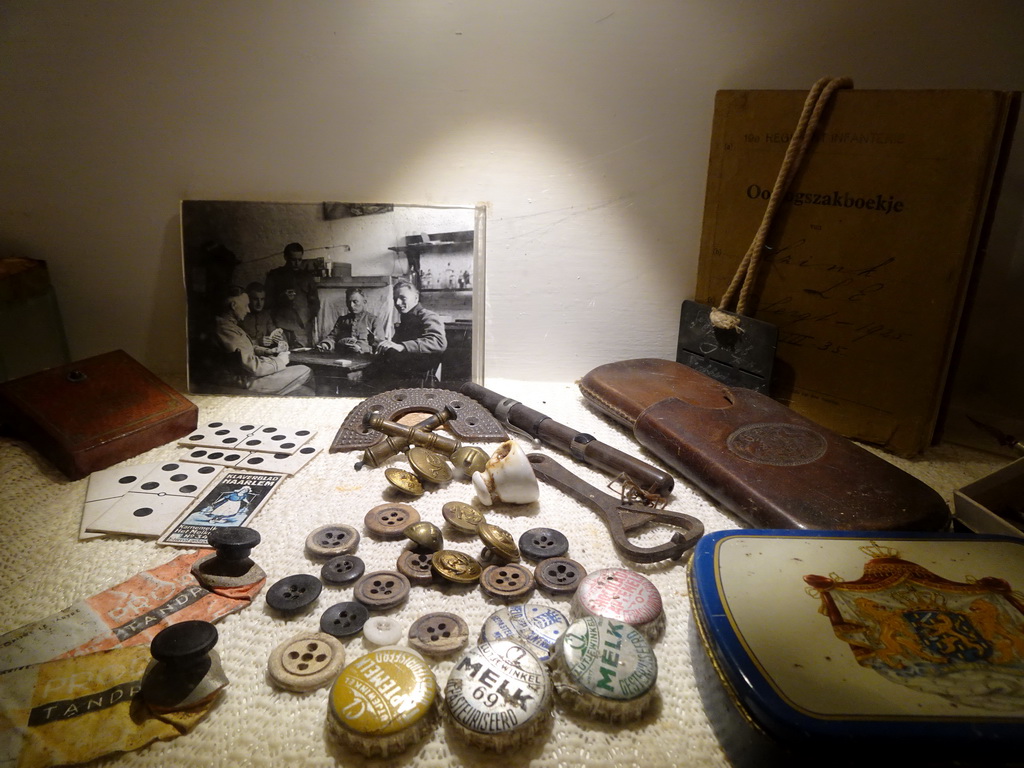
[373,279,447,387]
[316,287,385,354]
[212,286,314,395]
[241,282,287,356]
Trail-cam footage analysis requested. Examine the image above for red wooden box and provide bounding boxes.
[0,350,198,480]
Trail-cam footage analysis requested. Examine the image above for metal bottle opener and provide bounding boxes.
[527,453,703,563]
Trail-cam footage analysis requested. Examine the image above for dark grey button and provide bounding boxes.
[305,524,360,559]
[353,570,411,610]
[320,601,370,638]
[267,574,323,612]
[321,554,365,586]
[518,527,569,561]
[397,549,435,586]
[534,557,587,596]
[480,563,535,601]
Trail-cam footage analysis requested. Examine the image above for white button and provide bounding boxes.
[363,616,403,646]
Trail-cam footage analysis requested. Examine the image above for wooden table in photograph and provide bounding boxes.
[288,350,374,396]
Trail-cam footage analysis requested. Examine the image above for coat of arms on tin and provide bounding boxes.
[804,543,1024,710]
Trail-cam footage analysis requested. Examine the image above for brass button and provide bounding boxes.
[404,521,444,552]
[535,557,587,596]
[450,446,489,478]
[353,570,411,610]
[384,467,424,496]
[397,549,435,586]
[480,563,535,601]
[479,545,507,567]
[364,503,421,540]
[430,550,483,584]
[408,612,469,657]
[441,501,485,533]
[407,446,453,484]
[477,521,520,561]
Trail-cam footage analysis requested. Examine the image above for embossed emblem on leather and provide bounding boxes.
[726,423,827,466]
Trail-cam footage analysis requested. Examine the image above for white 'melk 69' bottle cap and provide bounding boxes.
[553,615,658,722]
[443,639,553,750]
[326,648,438,758]
[570,568,666,642]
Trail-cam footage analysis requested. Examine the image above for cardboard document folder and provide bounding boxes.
[694,88,1018,456]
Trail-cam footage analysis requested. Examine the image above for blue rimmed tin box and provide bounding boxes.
[688,530,1024,767]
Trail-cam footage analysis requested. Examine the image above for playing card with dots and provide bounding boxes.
[232,444,321,475]
[179,421,315,455]
[179,421,265,450]
[85,461,223,537]
[234,425,316,454]
[178,446,251,468]
[80,461,165,539]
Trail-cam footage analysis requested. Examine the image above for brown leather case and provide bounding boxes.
[0,349,198,480]
[579,359,949,531]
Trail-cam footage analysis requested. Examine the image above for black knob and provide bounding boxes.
[151,621,218,666]
[207,526,261,561]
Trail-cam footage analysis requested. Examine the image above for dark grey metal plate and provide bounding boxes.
[330,388,509,452]
[675,300,777,394]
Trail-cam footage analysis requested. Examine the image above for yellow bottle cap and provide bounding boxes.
[328,648,437,746]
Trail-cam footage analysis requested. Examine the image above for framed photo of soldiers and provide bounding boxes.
[181,200,484,398]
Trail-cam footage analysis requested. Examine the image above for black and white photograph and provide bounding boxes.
[181,200,482,397]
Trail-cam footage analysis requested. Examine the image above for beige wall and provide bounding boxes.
[1,1,1022,432]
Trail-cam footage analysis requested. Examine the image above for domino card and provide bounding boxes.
[157,472,283,547]
[179,421,315,455]
[87,492,194,537]
[80,461,165,539]
[178,446,250,467]
[179,421,264,449]
[86,461,223,537]
[234,425,315,454]
[232,444,321,476]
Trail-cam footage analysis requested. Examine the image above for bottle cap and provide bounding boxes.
[571,568,665,642]
[480,603,569,662]
[553,616,658,722]
[327,648,438,758]
[443,639,553,751]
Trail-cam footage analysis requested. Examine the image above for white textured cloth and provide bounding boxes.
[0,379,1006,767]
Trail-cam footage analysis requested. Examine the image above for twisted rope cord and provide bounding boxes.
[712,76,853,330]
